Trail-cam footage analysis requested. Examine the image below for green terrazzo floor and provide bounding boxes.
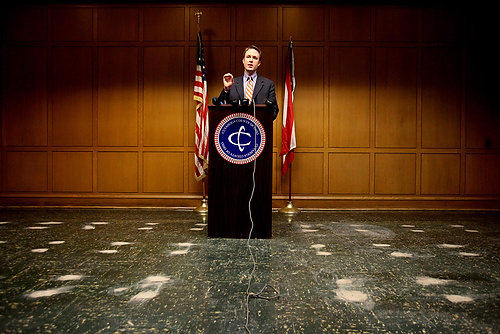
[0,208,499,333]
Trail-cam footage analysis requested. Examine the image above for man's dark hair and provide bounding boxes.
[243,45,262,61]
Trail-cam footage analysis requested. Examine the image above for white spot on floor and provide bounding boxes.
[113,287,128,293]
[26,226,49,230]
[416,276,452,286]
[190,227,204,231]
[145,223,159,226]
[450,224,464,228]
[48,241,65,245]
[177,242,195,247]
[465,230,479,233]
[355,229,370,233]
[302,229,318,233]
[128,290,159,303]
[300,224,311,228]
[401,224,415,228]
[459,252,480,257]
[138,227,153,230]
[38,222,64,225]
[310,244,325,249]
[171,249,189,255]
[0,222,10,225]
[350,224,363,227]
[31,248,48,253]
[143,275,170,284]
[438,244,465,249]
[25,286,74,298]
[336,278,354,286]
[336,289,368,303]
[56,275,84,281]
[82,225,95,230]
[411,229,425,233]
[195,223,207,226]
[0,241,7,244]
[111,242,133,246]
[98,250,118,254]
[316,251,332,256]
[390,251,413,258]
[445,294,474,303]
[91,222,109,225]
[372,243,391,247]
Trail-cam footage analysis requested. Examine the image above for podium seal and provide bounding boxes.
[215,113,266,165]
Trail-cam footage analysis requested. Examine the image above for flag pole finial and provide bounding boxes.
[194,10,202,30]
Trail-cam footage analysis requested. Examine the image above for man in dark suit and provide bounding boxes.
[218,45,279,120]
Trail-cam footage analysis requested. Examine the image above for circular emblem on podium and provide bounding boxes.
[214,113,266,165]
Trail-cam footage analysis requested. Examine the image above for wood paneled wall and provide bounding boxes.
[1,4,499,209]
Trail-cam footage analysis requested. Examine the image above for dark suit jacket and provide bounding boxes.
[218,75,279,119]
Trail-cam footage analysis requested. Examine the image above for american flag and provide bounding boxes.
[280,39,296,175]
[194,31,209,180]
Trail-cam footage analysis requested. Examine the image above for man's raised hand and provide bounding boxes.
[223,73,234,91]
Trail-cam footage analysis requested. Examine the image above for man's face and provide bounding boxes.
[242,48,261,73]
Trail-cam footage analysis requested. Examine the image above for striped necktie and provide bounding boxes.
[245,77,254,100]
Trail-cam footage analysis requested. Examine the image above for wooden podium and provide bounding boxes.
[207,104,273,239]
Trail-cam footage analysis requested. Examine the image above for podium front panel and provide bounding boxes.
[208,105,273,239]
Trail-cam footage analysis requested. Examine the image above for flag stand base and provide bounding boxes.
[194,198,208,214]
[278,200,300,214]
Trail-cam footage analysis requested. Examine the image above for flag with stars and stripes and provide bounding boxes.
[194,31,209,181]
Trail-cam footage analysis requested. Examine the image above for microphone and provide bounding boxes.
[264,99,279,120]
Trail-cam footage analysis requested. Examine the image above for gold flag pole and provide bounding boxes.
[279,162,300,214]
[194,180,208,214]
[193,10,208,214]
[194,9,202,30]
